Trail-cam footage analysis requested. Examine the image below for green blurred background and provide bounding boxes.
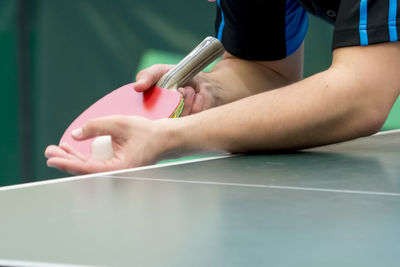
[1,0,399,186]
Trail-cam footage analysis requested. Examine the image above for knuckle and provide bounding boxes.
[152,64,164,69]
[113,115,129,128]
[83,120,96,133]
[136,71,144,79]
[154,64,174,73]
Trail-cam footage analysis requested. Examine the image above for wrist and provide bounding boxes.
[154,118,188,159]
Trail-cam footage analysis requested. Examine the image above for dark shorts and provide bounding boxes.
[215,0,400,60]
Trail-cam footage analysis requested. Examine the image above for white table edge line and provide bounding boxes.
[105,176,400,197]
[375,129,400,135]
[0,154,235,191]
[0,259,94,267]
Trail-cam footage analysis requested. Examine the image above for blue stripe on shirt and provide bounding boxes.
[389,0,398,42]
[359,0,368,45]
[217,0,225,41]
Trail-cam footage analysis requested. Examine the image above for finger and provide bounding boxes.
[190,94,205,114]
[59,142,88,161]
[47,157,88,175]
[46,156,78,174]
[180,72,205,93]
[178,86,195,116]
[47,157,111,175]
[134,64,174,92]
[45,145,70,159]
[71,115,132,141]
[45,145,87,166]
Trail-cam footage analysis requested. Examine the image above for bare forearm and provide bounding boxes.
[167,66,395,153]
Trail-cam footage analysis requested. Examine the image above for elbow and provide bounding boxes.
[354,86,398,137]
[338,77,398,138]
[357,105,390,137]
[361,114,386,136]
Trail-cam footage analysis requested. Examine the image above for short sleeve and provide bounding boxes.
[333,0,400,49]
[214,0,308,61]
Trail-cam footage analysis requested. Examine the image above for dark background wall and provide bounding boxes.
[0,0,20,186]
[2,0,394,186]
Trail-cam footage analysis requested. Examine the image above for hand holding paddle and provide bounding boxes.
[58,37,223,159]
[134,64,220,116]
[45,37,224,173]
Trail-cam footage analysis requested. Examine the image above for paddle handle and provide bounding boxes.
[156,36,225,91]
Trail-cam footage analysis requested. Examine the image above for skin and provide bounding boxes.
[45,42,400,175]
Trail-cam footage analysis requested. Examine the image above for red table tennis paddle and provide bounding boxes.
[59,37,224,159]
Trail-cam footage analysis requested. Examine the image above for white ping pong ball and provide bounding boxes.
[91,135,114,161]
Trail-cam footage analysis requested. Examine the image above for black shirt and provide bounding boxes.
[215,0,400,60]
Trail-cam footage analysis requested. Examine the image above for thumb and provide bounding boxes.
[71,115,127,140]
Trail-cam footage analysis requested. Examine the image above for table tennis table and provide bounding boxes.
[0,130,399,267]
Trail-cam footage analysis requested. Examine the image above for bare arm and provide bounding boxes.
[134,44,304,114]
[44,44,305,174]
[45,42,400,174]
[163,42,400,153]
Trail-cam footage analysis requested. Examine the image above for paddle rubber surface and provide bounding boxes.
[60,83,183,159]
